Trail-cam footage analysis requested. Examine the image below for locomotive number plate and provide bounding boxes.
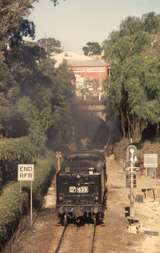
[69,186,89,193]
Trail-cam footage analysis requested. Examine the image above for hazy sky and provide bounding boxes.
[29,0,160,53]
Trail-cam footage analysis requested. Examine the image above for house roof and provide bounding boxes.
[50,51,107,67]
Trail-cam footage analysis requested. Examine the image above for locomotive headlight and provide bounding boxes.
[59,196,63,201]
[94,196,99,201]
[89,167,94,175]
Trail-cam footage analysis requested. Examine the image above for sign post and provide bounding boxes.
[18,164,34,228]
[30,180,33,227]
[144,154,158,192]
[20,181,22,193]
[144,154,158,177]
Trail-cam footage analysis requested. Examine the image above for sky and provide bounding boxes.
[29,0,160,53]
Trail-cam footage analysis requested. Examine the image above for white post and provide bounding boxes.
[155,168,157,199]
[20,181,22,193]
[130,158,135,218]
[30,181,33,228]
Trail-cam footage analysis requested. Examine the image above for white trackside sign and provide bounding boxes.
[144,154,158,168]
[18,164,34,181]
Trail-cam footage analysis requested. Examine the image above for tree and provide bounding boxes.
[143,12,160,33]
[0,60,19,136]
[0,0,72,147]
[82,41,102,56]
[0,35,74,147]
[0,0,63,54]
[119,16,143,36]
[0,0,75,150]
[8,19,35,48]
[37,38,63,55]
[103,12,160,142]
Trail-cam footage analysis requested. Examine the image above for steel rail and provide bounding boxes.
[90,219,97,253]
[104,135,111,150]
[54,224,68,253]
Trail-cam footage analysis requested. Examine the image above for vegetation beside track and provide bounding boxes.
[0,137,36,187]
[0,1,74,247]
[0,153,56,251]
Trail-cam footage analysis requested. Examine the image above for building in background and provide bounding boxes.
[51,51,110,100]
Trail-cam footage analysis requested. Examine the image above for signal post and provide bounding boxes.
[126,145,138,222]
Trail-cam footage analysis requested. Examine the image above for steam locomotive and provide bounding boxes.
[56,151,107,224]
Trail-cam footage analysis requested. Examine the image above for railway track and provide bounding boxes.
[54,219,97,253]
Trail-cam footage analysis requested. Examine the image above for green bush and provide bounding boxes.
[0,137,36,185]
[0,182,27,250]
[0,154,56,251]
[0,136,38,211]
[0,137,36,161]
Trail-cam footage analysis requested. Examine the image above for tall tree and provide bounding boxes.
[103,12,160,142]
[0,0,62,54]
[82,41,102,56]
[37,38,63,55]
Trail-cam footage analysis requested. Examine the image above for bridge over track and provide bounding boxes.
[75,97,106,120]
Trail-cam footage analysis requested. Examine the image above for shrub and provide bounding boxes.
[0,182,27,250]
[0,137,36,185]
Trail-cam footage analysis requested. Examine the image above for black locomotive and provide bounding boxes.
[56,151,107,224]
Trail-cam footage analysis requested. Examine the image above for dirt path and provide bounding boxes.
[7,156,160,253]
